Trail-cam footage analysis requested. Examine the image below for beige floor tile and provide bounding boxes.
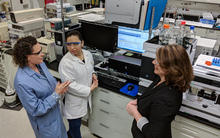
[0,108,97,138]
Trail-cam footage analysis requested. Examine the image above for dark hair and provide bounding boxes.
[12,36,37,68]
[66,30,83,41]
[156,44,194,92]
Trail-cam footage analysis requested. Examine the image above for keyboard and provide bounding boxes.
[97,72,126,89]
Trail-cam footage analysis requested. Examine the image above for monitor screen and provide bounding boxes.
[81,21,118,53]
[117,26,149,53]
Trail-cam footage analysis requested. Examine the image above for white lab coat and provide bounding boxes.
[59,50,94,119]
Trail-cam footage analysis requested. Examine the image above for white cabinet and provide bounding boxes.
[0,53,7,91]
[89,87,220,138]
[0,52,18,92]
[3,53,18,90]
[88,87,133,138]
[172,115,220,138]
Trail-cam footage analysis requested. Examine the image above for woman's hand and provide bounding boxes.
[92,73,98,82]
[55,81,71,94]
[90,79,98,92]
[126,99,142,121]
[126,99,137,116]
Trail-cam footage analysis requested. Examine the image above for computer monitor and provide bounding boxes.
[117,26,149,53]
[80,21,118,53]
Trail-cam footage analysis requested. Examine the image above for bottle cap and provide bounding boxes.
[190,26,195,30]
[181,21,186,25]
[163,24,170,29]
[205,61,212,66]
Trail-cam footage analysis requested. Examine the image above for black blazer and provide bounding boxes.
[131,79,182,138]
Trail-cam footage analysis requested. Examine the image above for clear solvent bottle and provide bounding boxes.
[159,24,171,45]
[187,25,196,38]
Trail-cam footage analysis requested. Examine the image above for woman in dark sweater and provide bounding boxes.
[127,44,194,138]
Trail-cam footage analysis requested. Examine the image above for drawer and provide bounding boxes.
[172,116,220,138]
[172,122,219,138]
[93,87,133,109]
[0,82,7,89]
[89,117,114,138]
[0,68,5,73]
[0,72,6,78]
[89,117,132,138]
[0,77,7,83]
[92,97,130,118]
[92,102,133,122]
[93,87,113,99]
[91,106,133,129]
[89,107,133,138]
[92,94,131,110]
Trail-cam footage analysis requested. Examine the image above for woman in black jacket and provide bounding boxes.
[127,44,194,138]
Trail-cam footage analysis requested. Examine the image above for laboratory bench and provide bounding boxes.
[1,48,220,138]
[44,57,220,129]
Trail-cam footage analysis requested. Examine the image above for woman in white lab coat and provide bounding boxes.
[59,30,98,138]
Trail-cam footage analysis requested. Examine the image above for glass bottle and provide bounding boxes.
[186,25,196,38]
[159,24,170,45]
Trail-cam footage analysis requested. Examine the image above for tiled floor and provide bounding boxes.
[0,108,97,138]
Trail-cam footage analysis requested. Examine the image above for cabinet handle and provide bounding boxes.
[99,123,109,129]
[99,109,109,114]
[181,127,198,136]
[99,99,110,104]
[179,132,195,138]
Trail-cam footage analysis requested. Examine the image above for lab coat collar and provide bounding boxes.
[69,49,89,64]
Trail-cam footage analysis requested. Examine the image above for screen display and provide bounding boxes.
[117,26,149,53]
[81,21,118,52]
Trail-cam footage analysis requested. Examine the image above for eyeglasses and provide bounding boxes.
[31,47,42,55]
[154,59,159,65]
[66,42,81,47]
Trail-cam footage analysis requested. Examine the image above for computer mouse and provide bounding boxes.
[127,84,134,91]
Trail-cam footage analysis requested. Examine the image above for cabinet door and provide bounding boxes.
[89,106,133,138]
[0,55,7,89]
[89,87,133,138]
[93,88,132,114]
[172,124,200,138]
[172,115,220,138]
[89,116,132,138]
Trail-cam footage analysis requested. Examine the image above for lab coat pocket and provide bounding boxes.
[38,119,59,137]
[70,97,83,107]
[66,95,83,107]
